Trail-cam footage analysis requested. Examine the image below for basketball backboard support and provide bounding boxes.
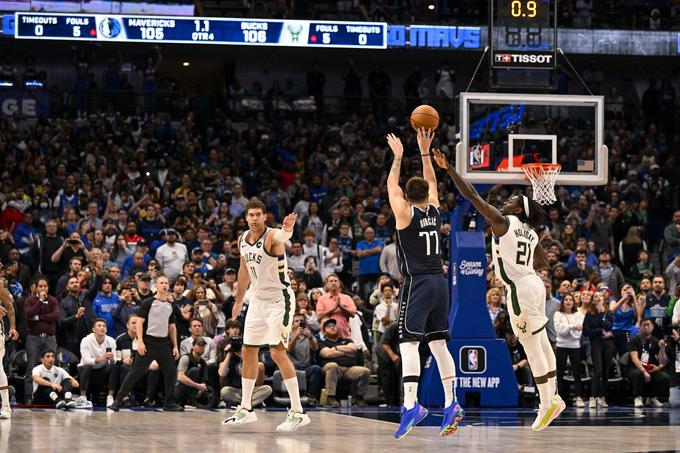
[458,92,607,185]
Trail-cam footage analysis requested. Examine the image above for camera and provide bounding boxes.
[228,336,243,353]
[68,239,79,245]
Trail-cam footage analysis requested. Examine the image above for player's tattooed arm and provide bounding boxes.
[386,134,411,229]
[432,148,508,236]
[0,283,17,340]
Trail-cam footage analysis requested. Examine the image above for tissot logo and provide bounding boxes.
[495,53,553,64]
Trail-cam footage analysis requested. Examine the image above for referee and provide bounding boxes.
[109,276,183,412]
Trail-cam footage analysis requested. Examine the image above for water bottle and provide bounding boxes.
[347,395,353,408]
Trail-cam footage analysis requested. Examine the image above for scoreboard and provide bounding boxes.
[12,12,387,49]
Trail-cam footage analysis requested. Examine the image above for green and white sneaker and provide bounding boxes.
[223,406,258,425]
[276,409,310,432]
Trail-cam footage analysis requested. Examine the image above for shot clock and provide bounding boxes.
[490,0,556,69]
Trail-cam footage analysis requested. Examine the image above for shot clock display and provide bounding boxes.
[490,0,556,69]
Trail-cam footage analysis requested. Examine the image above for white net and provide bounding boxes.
[521,164,561,205]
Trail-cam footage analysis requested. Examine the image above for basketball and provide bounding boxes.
[410,105,440,130]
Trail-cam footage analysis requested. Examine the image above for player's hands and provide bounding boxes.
[431,148,448,169]
[386,134,404,158]
[282,212,297,233]
[416,127,435,154]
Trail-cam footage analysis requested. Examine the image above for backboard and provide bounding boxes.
[458,92,607,185]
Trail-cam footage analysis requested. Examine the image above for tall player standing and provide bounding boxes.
[223,200,310,432]
[431,148,565,431]
[386,129,463,440]
[0,276,19,419]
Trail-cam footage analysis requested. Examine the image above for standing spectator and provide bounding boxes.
[660,326,680,407]
[380,231,400,281]
[318,318,370,408]
[316,274,356,339]
[628,318,670,408]
[306,63,326,116]
[628,250,655,289]
[544,278,562,346]
[372,283,398,346]
[610,284,641,355]
[155,229,187,280]
[595,249,625,297]
[586,202,614,254]
[39,219,64,292]
[24,277,59,403]
[287,313,321,405]
[583,292,616,409]
[13,212,37,269]
[645,275,671,338]
[31,349,79,409]
[321,238,344,280]
[78,318,117,407]
[91,274,121,337]
[58,275,95,357]
[553,294,585,407]
[356,227,383,301]
[176,337,213,408]
[377,322,401,407]
[662,211,680,266]
[111,288,139,337]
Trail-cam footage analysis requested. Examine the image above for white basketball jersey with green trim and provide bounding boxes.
[491,215,539,282]
[240,228,291,300]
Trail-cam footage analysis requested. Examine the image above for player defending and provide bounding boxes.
[224,200,310,432]
[386,129,463,440]
[431,148,565,431]
[0,277,19,419]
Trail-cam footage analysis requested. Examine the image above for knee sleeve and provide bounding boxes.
[521,334,550,378]
[400,341,421,378]
[539,331,556,371]
[429,339,456,379]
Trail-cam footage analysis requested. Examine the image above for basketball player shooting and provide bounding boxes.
[431,148,565,431]
[224,200,310,432]
[386,129,464,440]
[0,277,18,419]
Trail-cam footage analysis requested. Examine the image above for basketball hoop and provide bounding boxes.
[521,163,561,206]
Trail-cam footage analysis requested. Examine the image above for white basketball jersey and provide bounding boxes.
[240,228,291,300]
[491,215,539,283]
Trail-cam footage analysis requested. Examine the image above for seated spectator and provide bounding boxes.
[504,328,532,390]
[179,318,217,366]
[78,318,117,407]
[176,337,215,408]
[322,237,345,279]
[316,274,356,339]
[486,287,505,323]
[377,322,401,407]
[628,250,655,289]
[295,292,320,334]
[610,284,641,355]
[553,293,585,407]
[567,249,596,282]
[287,313,321,405]
[583,293,616,409]
[300,256,324,290]
[664,255,680,294]
[372,282,398,345]
[218,335,271,408]
[112,287,139,337]
[187,286,220,337]
[288,241,306,275]
[628,318,670,408]
[660,326,680,407]
[32,349,80,409]
[318,318,370,408]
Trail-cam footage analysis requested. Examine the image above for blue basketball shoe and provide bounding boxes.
[439,402,464,436]
[394,402,429,440]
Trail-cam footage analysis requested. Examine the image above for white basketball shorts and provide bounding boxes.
[243,288,296,348]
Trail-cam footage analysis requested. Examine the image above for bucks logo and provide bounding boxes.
[287,24,303,43]
[516,319,528,335]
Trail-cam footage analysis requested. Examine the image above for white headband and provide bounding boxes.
[523,195,531,218]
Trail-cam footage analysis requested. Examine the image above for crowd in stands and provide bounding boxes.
[0,45,680,410]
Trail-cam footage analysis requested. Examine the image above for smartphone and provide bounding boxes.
[106,347,112,353]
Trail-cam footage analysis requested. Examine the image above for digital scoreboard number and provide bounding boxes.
[490,0,556,69]
[13,13,387,49]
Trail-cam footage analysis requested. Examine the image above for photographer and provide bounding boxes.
[217,333,272,408]
[660,326,680,407]
[287,313,321,405]
[176,337,215,408]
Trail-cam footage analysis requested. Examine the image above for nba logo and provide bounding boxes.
[460,346,486,374]
[468,349,478,371]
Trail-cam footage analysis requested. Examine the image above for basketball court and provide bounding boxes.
[3,407,679,452]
